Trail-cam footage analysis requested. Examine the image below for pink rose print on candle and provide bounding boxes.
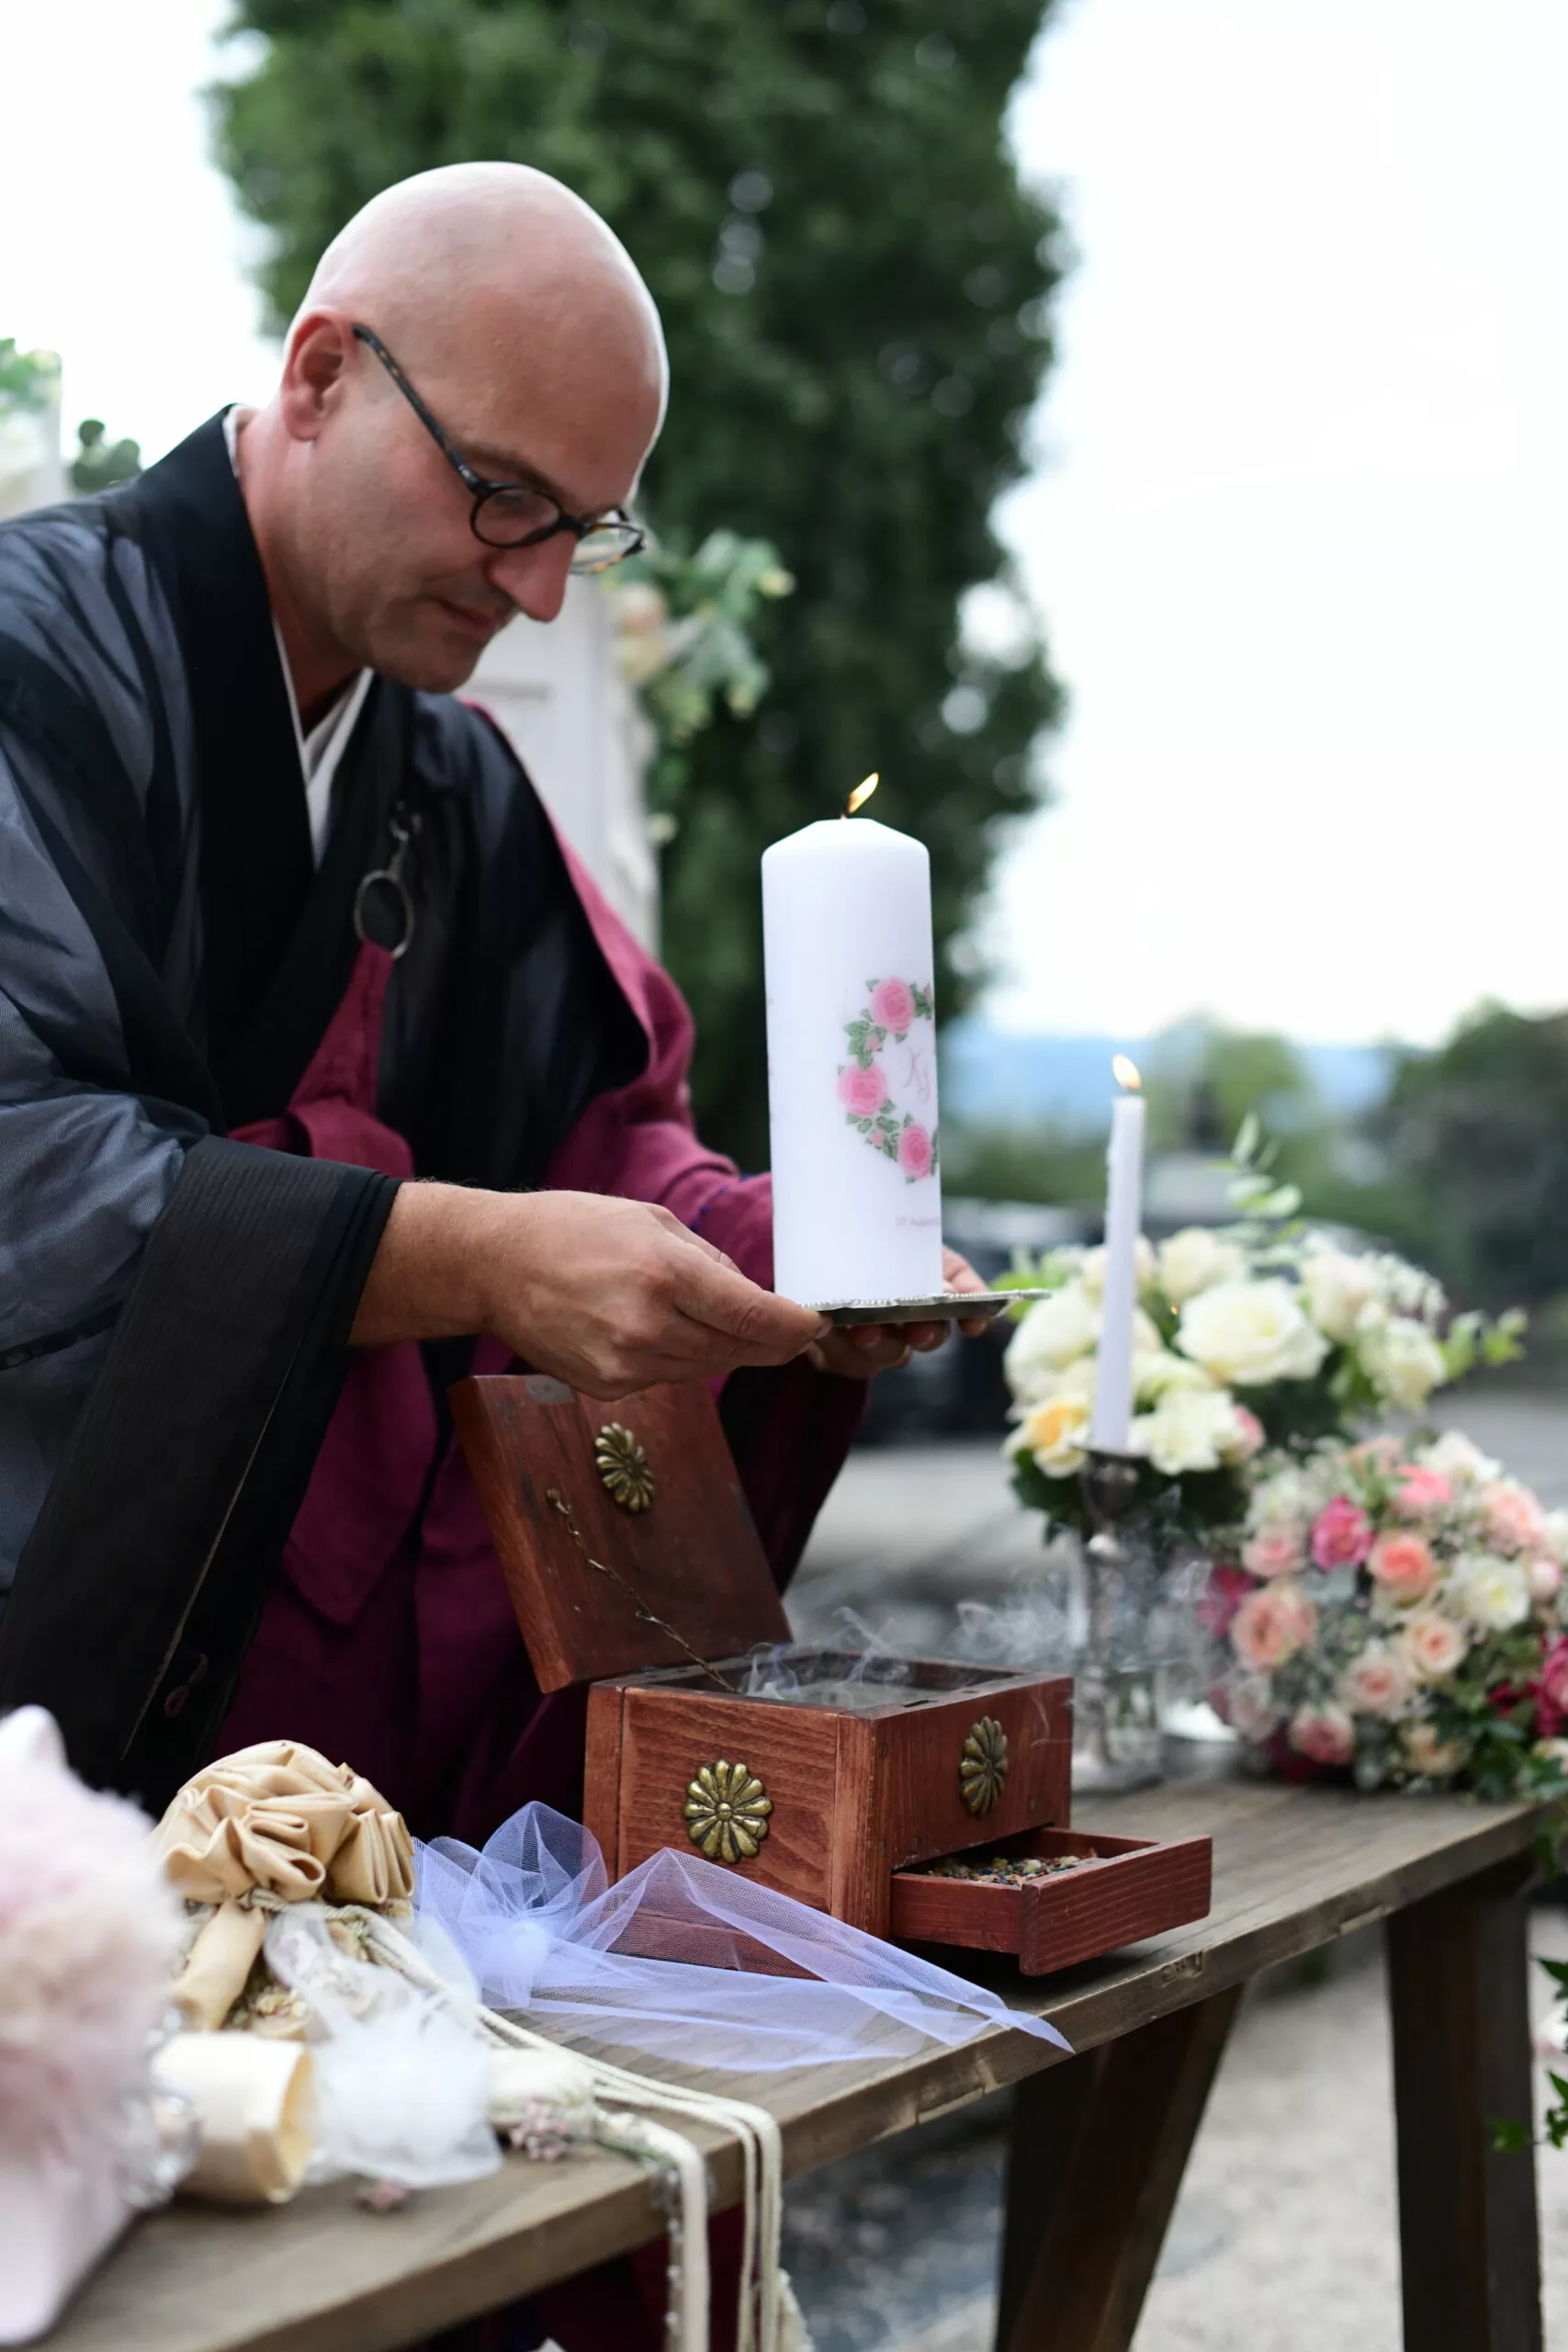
[839,978,938,1183]
[837,1064,887,1117]
[897,1122,933,1181]
[868,977,918,1035]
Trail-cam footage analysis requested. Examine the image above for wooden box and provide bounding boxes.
[453,1374,1210,1973]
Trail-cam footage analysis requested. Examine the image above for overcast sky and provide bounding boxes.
[4,0,1565,1046]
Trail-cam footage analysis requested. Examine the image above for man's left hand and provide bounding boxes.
[805,1247,991,1380]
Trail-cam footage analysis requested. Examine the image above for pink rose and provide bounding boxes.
[1288,1703,1356,1768]
[1311,1497,1374,1571]
[1399,1610,1469,1681]
[1392,1467,1452,1521]
[869,978,917,1034]
[1530,1557,1562,1605]
[1224,1408,1266,1464]
[897,1122,933,1181]
[1368,1531,1438,1606]
[1482,1481,1546,1557]
[1338,1645,1413,1720]
[1196,1563,1253,1638]
[1232,1579,1318,1671]
[1242,1527,1305,1580]
[1350,1435,1402,1471]
[1536,1637,1568,1736]
[838,1063,887,1117]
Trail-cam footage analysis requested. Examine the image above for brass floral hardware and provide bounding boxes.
[595,1421,655,1512]
[959,1716,1009,1816]
[683,1759,773,1863]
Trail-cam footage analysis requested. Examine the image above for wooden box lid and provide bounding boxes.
[450,1374,791,1691]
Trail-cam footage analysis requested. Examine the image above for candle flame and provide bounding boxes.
[1112,1055,1143,1091]
[845,773,880,816]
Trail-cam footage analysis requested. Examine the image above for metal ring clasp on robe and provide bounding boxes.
[353,811,418,960]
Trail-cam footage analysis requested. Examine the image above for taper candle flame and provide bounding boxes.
[1111,1055,1142,1092]
[845,773,880,817]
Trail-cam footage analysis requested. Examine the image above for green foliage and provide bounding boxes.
[212,0,1065,1162]
[1370,1005,1568,1308]
[0,341,59,419]
[942,1120,1105,1208]
[605,528,794,826]
[69,418,142,493]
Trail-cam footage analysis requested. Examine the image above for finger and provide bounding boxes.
[942,1246,987,1294]
[906,1322,950,1352]
[669,1252,827,1356]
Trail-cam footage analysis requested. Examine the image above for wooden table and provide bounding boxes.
[50,1771,1551,2352]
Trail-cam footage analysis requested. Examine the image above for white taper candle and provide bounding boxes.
[1089,1076,1146,1453]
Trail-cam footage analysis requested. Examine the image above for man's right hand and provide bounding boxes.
[350,1182,828,1396]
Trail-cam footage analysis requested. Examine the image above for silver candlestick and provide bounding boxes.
[1074,1449,1162,1793]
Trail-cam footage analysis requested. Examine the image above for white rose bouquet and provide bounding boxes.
[1000,1122,1525,1542]
[1204,1430,1568,1803]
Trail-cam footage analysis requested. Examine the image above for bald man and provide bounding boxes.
[0,164,975,1822]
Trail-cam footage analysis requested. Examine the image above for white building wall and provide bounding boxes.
[0,391,66,520]
[468,579,659,951]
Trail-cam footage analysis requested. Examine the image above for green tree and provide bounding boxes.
[1373,1005,1568,1307]
[212,0,1064,1162]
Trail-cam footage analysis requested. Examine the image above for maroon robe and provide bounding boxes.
[219,832,862,1846]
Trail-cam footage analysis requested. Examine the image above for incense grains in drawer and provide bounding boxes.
[890,1827,1213,1976]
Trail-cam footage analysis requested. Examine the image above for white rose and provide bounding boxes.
[1542,1510,1568,1566]
[1301,1245,1383,1344]
[1157,1227,1247,1306]
[1132,1386,1246,1477]
[1014,1390,1094,1477]
[1177,1280,1329,1388]
[1004,1283,1100,1401]
[1356,1316,1449,1412]
[1450,1552,1532,1634]
[1134,1350,1214,1404]
[1419,1430,1502,1487]
[1078,1237,1156,1301]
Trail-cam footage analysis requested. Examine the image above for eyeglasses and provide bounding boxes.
[351,323,646,572]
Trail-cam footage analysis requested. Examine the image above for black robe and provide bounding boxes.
[0,414,646,1799]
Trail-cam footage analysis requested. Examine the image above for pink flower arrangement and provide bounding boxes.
[1210,1433,1568,1798]
[1310,1497,1373,1570]
[1232,1580,1318,1671]
[838,1064,886,1117]
[869,978,917,1034]
[897,1123,933,1182]
[1367,1531,1438,1605]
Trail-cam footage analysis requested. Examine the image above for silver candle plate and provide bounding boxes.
[811,1289,1046,1328]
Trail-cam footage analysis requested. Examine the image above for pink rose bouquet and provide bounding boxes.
[1207,1433,1568,1800]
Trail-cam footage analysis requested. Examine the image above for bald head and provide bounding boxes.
[239,163,667,711]
[301,164,667,427]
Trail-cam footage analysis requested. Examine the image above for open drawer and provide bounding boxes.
[890,1826,1213,1978]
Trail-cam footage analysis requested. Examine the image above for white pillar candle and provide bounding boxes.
[763,808,942,1306]
[1089,1070,1146,1453]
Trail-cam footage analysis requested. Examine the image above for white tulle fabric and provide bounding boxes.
[415,1804,1069,2072]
